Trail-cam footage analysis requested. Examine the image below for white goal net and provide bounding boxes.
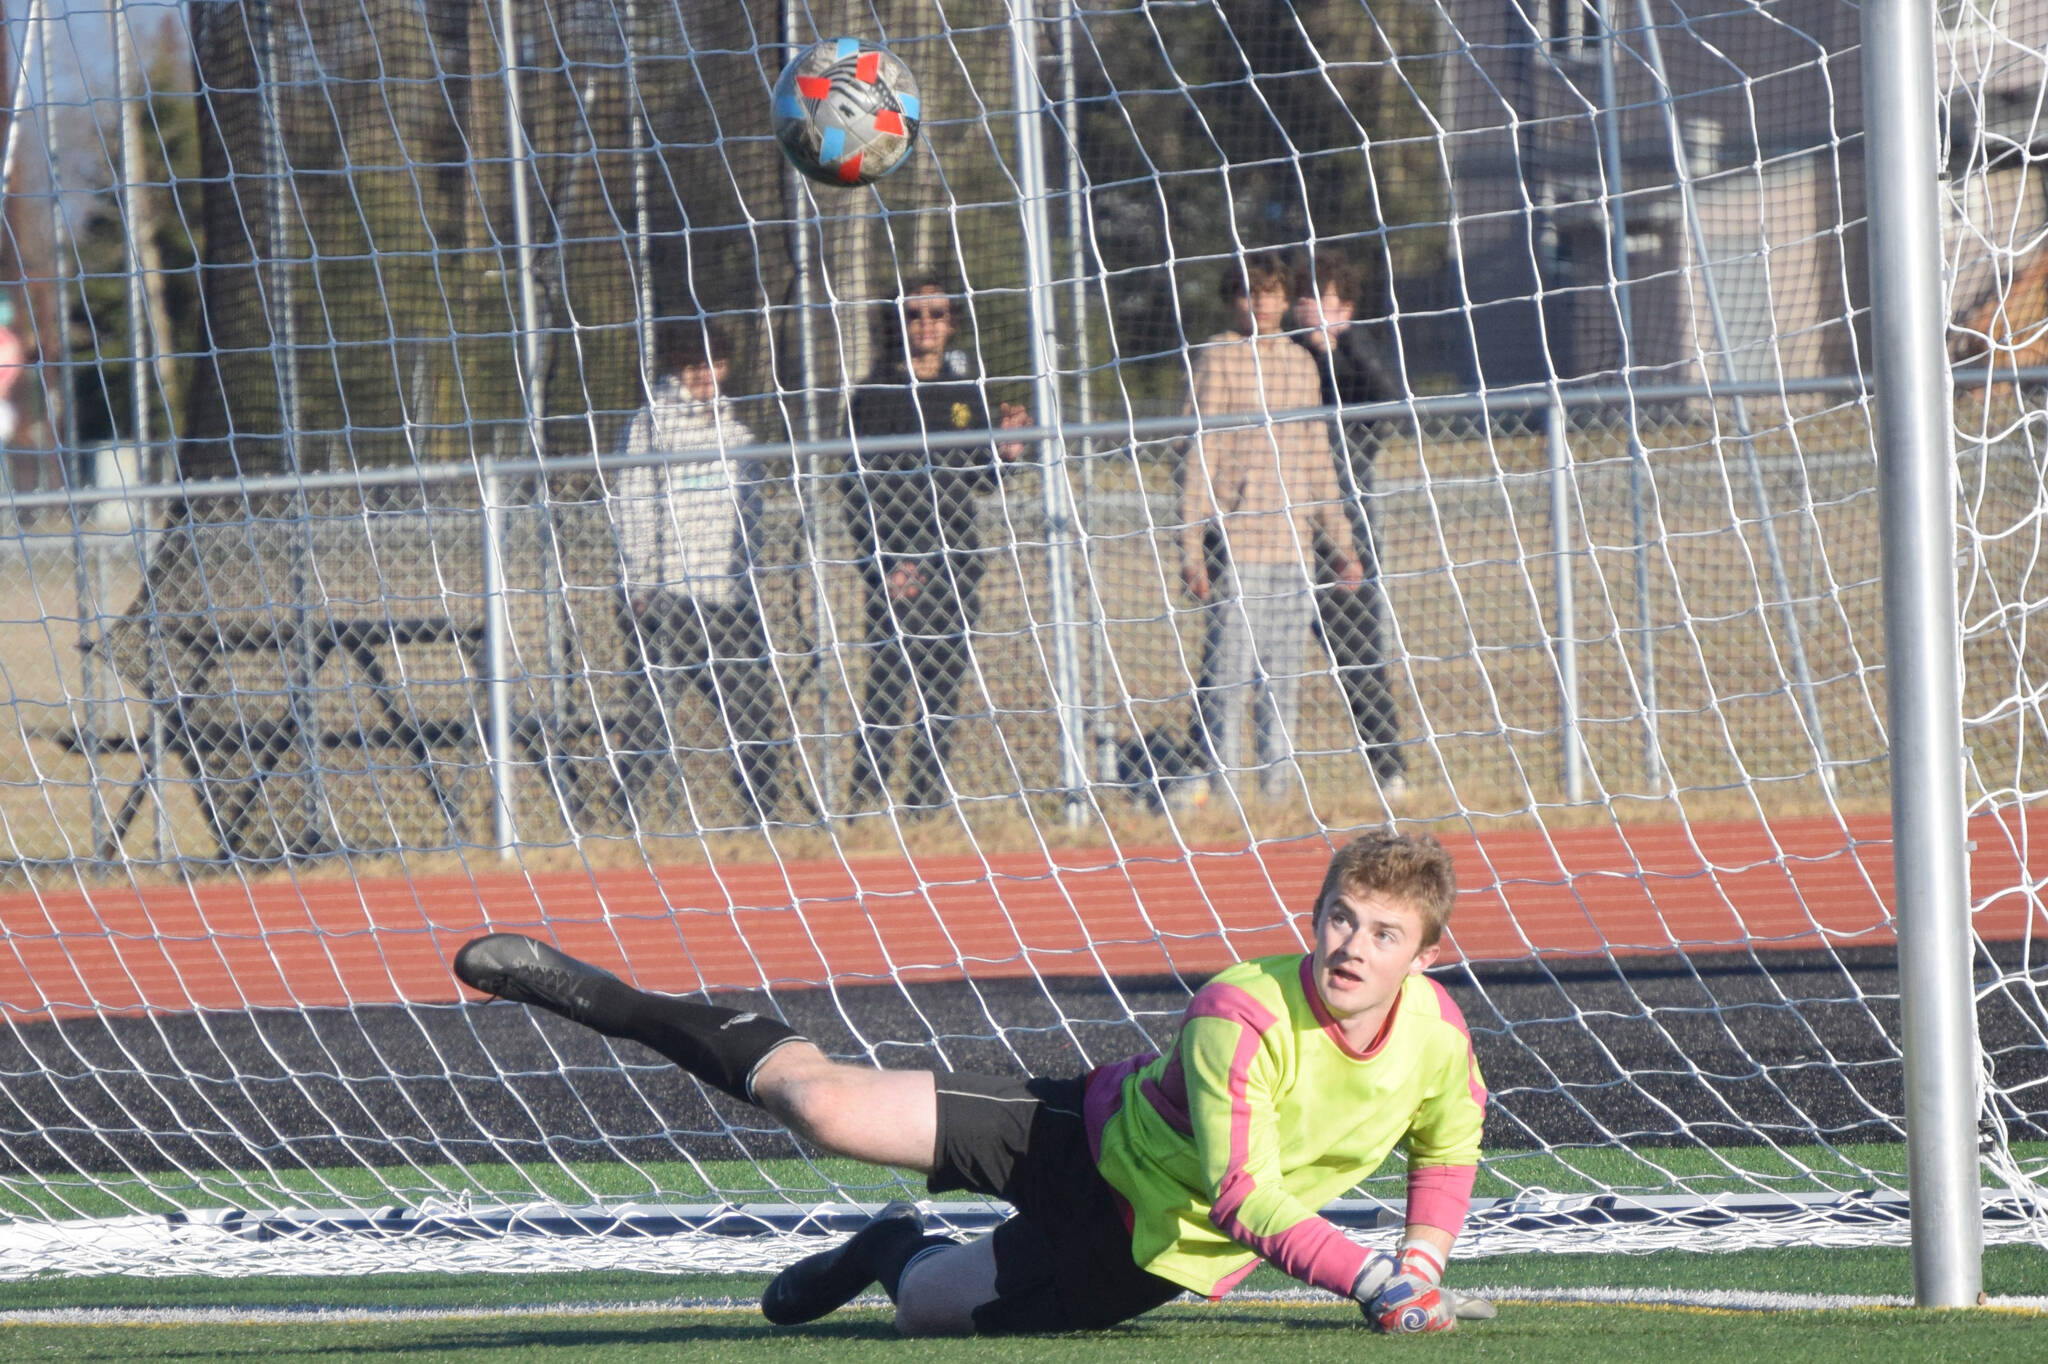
[0,0,2038,1276]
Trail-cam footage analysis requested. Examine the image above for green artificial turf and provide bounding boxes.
[3,1147,2042,1360]
[7,1244,2044,1313]
[3,1300,2046,1364]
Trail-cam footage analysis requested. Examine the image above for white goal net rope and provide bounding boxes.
[0,0,2038,1276]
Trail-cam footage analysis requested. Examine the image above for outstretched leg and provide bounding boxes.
[453,933,939,1169]
[454,933,952,1329]
[452,936,1181,1336]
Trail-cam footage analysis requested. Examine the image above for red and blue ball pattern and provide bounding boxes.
[773,38,922,187]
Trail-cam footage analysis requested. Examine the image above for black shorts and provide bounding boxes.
[927,1072,1185,1333]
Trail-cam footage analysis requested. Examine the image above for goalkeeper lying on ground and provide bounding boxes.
[453,829,1488,1336]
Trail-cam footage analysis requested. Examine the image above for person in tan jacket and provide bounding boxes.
[1180,257,1363,803]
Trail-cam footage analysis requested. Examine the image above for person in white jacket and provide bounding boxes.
[607,318,783,827]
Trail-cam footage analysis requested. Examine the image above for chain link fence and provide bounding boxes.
[5,384,2034,873]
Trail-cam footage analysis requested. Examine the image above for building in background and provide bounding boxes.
[1426,0,2048,393]
[1422,0,1865,390]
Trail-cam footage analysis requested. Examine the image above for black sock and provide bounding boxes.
[576,981,805,1105]
[877,1233,961,1303]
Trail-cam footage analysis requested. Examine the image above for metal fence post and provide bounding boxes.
[1055,0,1114,790]
[1549,397,1584,804]
[1596,0,1662,794]
[783,1,835,812]
[483,463,516,857]
[1632,0,1835,795]
[1010,0,1086,822]
[45,0,106,859]
[113,2,173,862]
[256,0,330,857]
[1862,0,1983,1308]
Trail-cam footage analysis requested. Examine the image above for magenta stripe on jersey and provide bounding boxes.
[1083,1052,1153,1163]
[1198,983,1368,1297]
[1195,986,1271,1226]
[1211,1256,1266,1297]
[1405,1162,1477,1235]
[1140,1059,1192,1135]
[1212,1181,1370,1296]
[1426,977,1489,1111]
[1187,981,1280,1033]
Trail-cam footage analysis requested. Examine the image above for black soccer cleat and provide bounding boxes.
[453,933,624,1029]
[760,1201,925,1327]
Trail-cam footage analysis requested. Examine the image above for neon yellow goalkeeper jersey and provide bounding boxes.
[1083,954,1486,1299]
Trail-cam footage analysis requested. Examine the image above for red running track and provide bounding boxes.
[0,812,2041,1021]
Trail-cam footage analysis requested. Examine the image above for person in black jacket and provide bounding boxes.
[1292,254,1407,793]
[843,276,1027,812]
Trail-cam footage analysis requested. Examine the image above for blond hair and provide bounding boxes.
[1313,831,1457,947]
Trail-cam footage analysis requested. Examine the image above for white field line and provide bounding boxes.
[0,1298,770,1327]
[1239,1286,2048,1314]
[3,1286,2045,1327]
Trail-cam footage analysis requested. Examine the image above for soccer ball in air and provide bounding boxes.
[773,38,922,187]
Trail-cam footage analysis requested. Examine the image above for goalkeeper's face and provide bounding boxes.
[1311,891,1442,1037]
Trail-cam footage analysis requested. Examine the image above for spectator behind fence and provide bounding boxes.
[842,276,1028,814]
[607,317,783,828]
[1181,256,1362,805]
[1292,253,1407,797]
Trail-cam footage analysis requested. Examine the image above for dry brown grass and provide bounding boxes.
[1,402,2041,892]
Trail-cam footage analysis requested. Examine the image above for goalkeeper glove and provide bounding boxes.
[1347,1249,1400,1308]
[1366,1237,1456,1334]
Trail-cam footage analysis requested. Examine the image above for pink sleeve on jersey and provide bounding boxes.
[1404,1162,1477,1235]
[1427,979,1489,1112]
[1402,979,1484,1237]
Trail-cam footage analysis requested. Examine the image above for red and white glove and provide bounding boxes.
[1348,1249,1400,1307]
[1366,1238,1456,1334]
